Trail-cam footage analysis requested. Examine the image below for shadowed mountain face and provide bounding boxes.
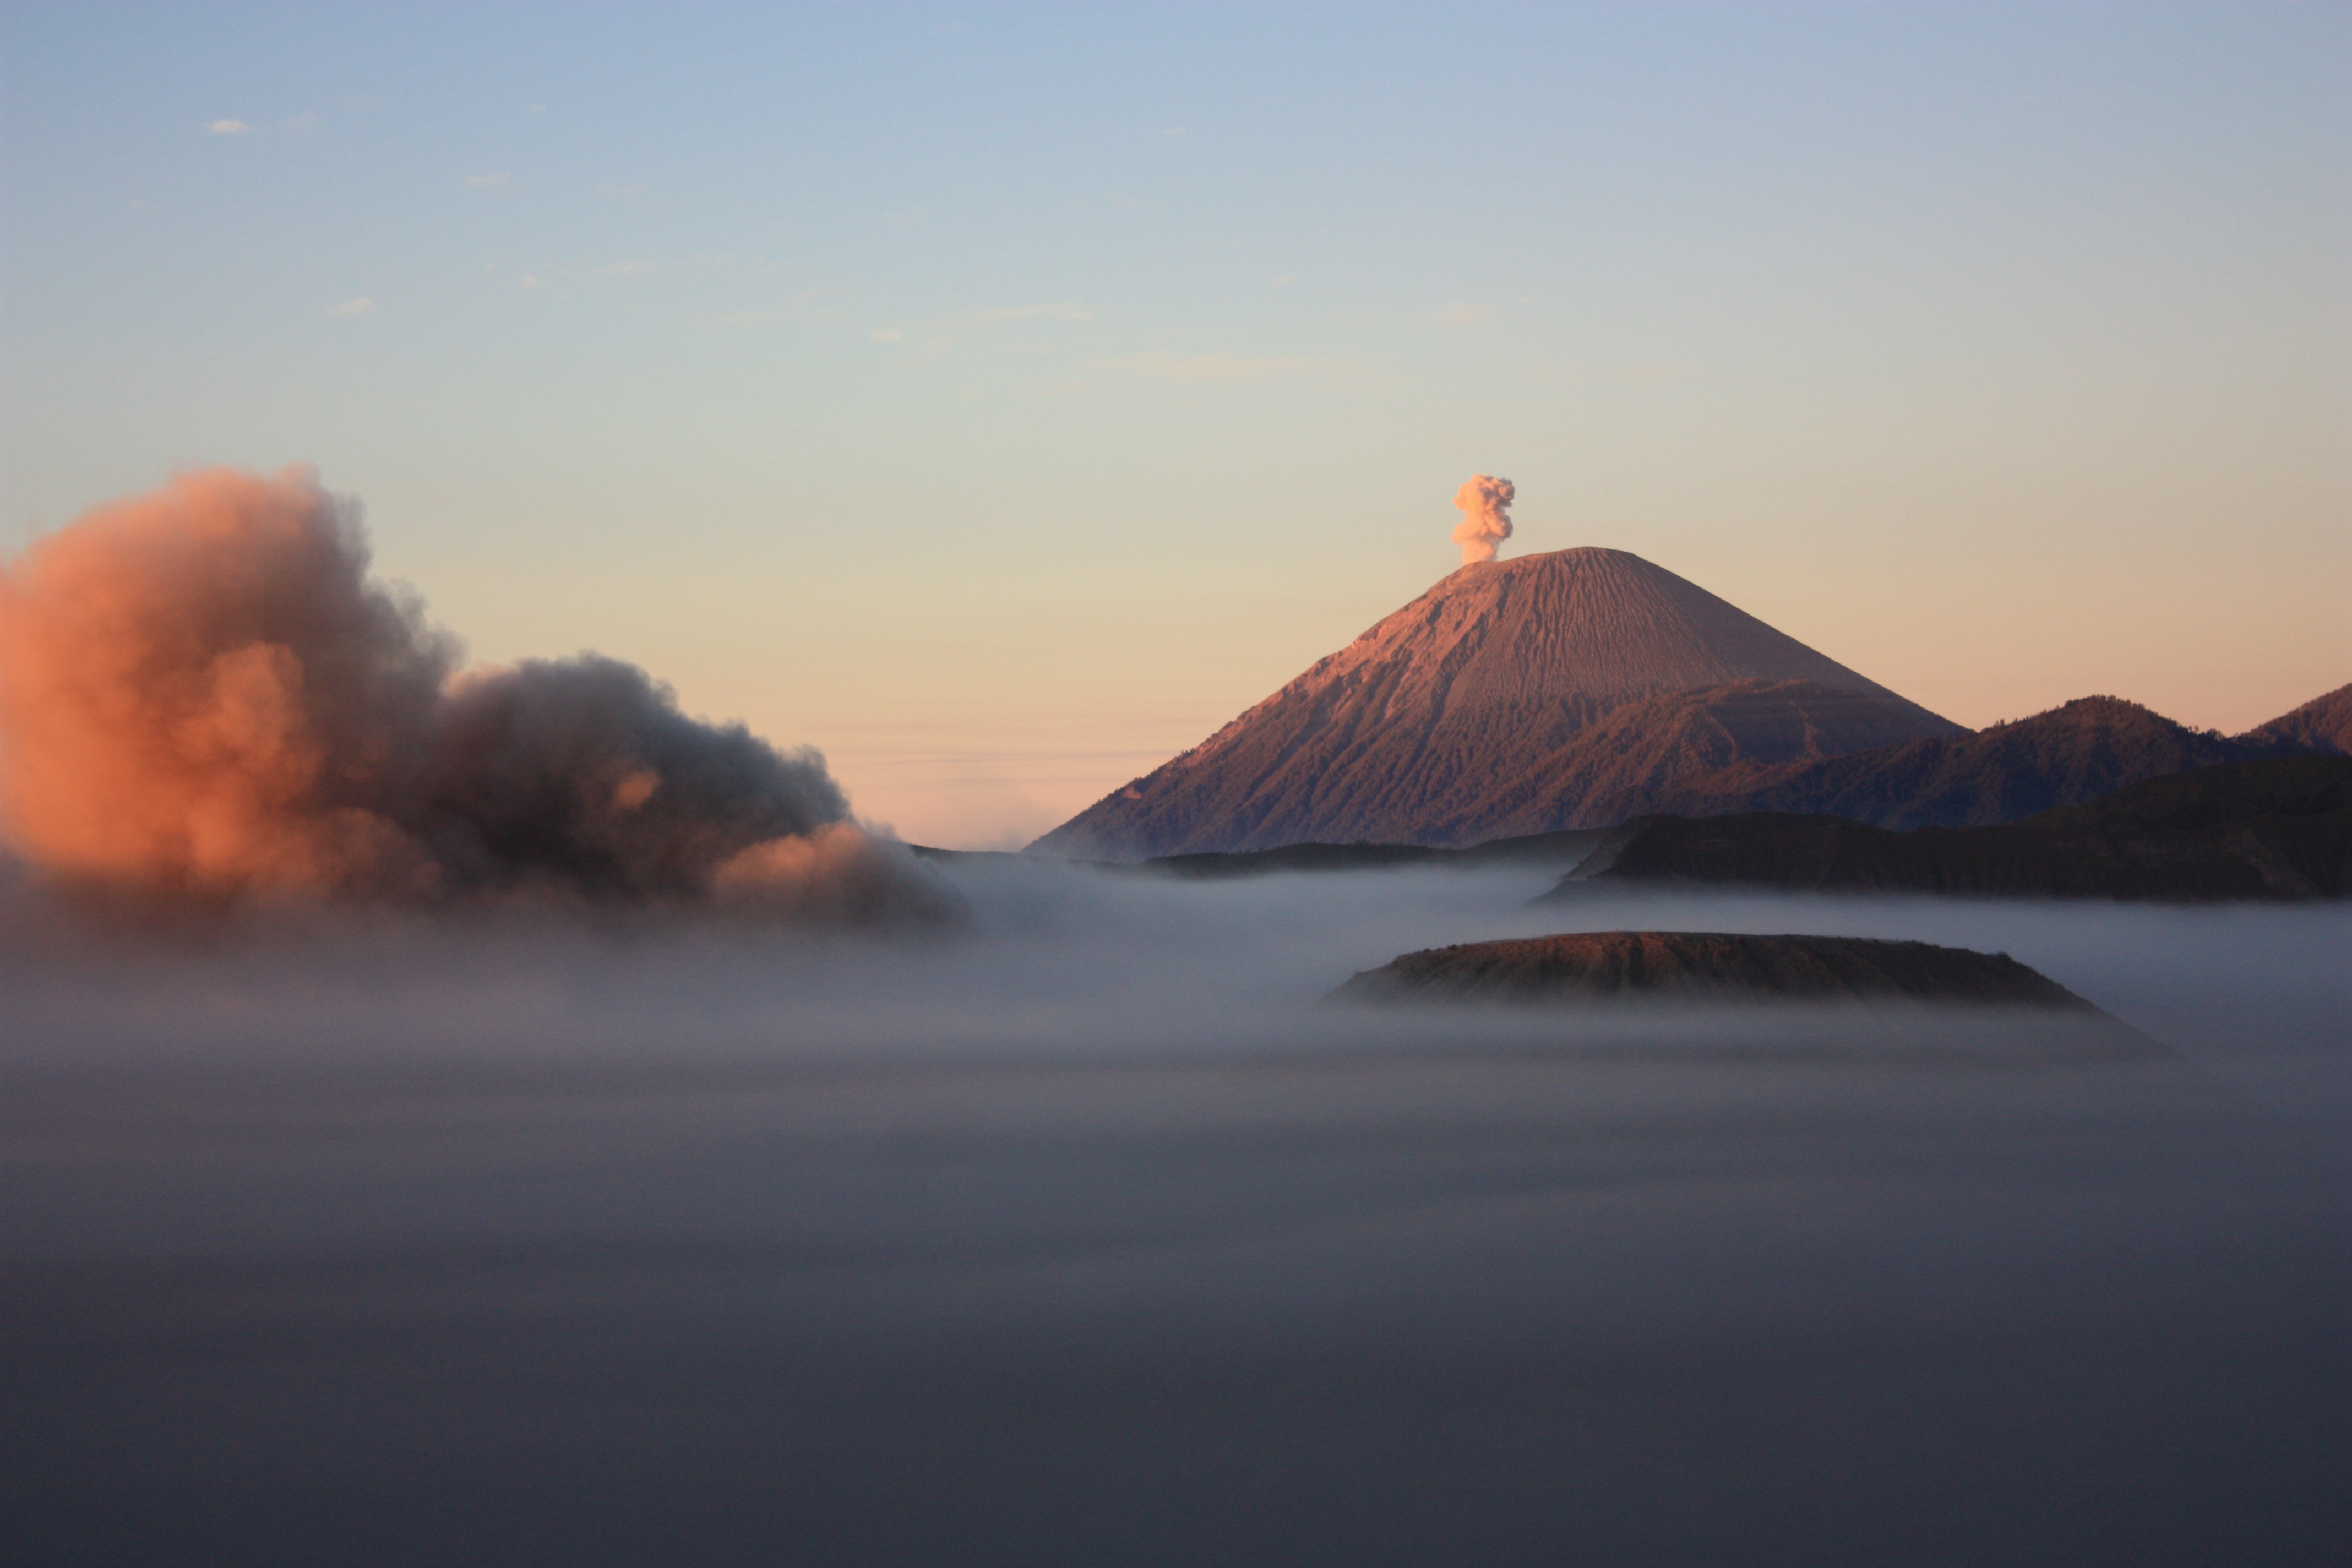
[1549,755,2352,902]
[1327,931,2106,1012]
[1434,678,1983,840]
[1642,695,2274,830]
[2242,682,2352,756]
[1031,548,1962,859]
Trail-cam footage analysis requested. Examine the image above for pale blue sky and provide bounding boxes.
[4,3,2345,843]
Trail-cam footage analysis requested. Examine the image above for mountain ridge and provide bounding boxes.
[1634,694,2263,830]
[2239,681,2352,756]
[1545,755,2352,902]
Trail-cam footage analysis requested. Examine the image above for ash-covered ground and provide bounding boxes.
[5,861,2348,1567]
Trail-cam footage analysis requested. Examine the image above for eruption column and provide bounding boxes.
[1451,476,1515,564]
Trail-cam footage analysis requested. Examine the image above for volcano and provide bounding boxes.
[1031,547,1964,859]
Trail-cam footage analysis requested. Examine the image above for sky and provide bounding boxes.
[2,3,2345,847]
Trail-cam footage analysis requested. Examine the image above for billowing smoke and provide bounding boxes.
[0,467,942,918]
[1451,475,1515,564]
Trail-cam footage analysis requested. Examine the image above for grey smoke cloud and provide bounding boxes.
[420,655,845,897]
[1452,474,1515,563]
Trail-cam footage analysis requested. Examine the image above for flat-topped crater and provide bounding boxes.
[1328,930,2100,1011]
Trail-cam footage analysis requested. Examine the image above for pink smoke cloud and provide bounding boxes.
[1451,475,1515,564]
[0,467,941,918]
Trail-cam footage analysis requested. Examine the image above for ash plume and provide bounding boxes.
[1451,475,1515,564]
[0,467,940,918]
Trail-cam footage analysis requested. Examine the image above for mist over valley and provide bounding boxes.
[7,851,2349,1564]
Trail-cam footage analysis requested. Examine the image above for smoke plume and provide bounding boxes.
[0,467,938,917]
[1451,475,1515,564]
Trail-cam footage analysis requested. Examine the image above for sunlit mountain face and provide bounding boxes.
[1033,546,1964,859]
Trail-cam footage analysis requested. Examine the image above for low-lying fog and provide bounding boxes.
[6,856,2345,1082]
[6,858,2348,1567]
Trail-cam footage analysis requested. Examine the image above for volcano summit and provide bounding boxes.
[1031,548,1964,860]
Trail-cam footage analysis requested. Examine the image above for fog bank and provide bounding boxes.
[4,861,2346,1566]
[3,854,2346,1131]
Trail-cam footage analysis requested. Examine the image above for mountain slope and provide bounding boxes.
[1426,678,1972,841]
[1548,755,2352,901]
[1031,548,1962,859]
[2239,682,2352,755]
[1649,695,2258,830]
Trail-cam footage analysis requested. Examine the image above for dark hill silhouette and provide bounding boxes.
[1136,828,1608,881]
[1030,548,1961,859]
[1641,695,2262,830]
[1326,931,2104,1011]
[1431,678,1990,840]
[2240,682,2352,755]
[1545,755,2352,902]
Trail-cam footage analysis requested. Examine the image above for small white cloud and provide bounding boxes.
[463,171,511,192]
[600,260,652,277]
[281,112,320,134]
[1273,274,1298,287]
[327,297,375,319]
[520,275,544,290]
[206,119,252,136]
[870,327,904,342]
[1159,126,1186,137]
[1434,302,1490,328]
[594,181,649,198]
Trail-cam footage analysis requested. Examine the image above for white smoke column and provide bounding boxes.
[1451,476,1515,564]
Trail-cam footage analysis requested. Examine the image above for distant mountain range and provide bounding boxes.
[1620,692,2322,830]
[1029,543,2346,861]
[1546,755,2352,902]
